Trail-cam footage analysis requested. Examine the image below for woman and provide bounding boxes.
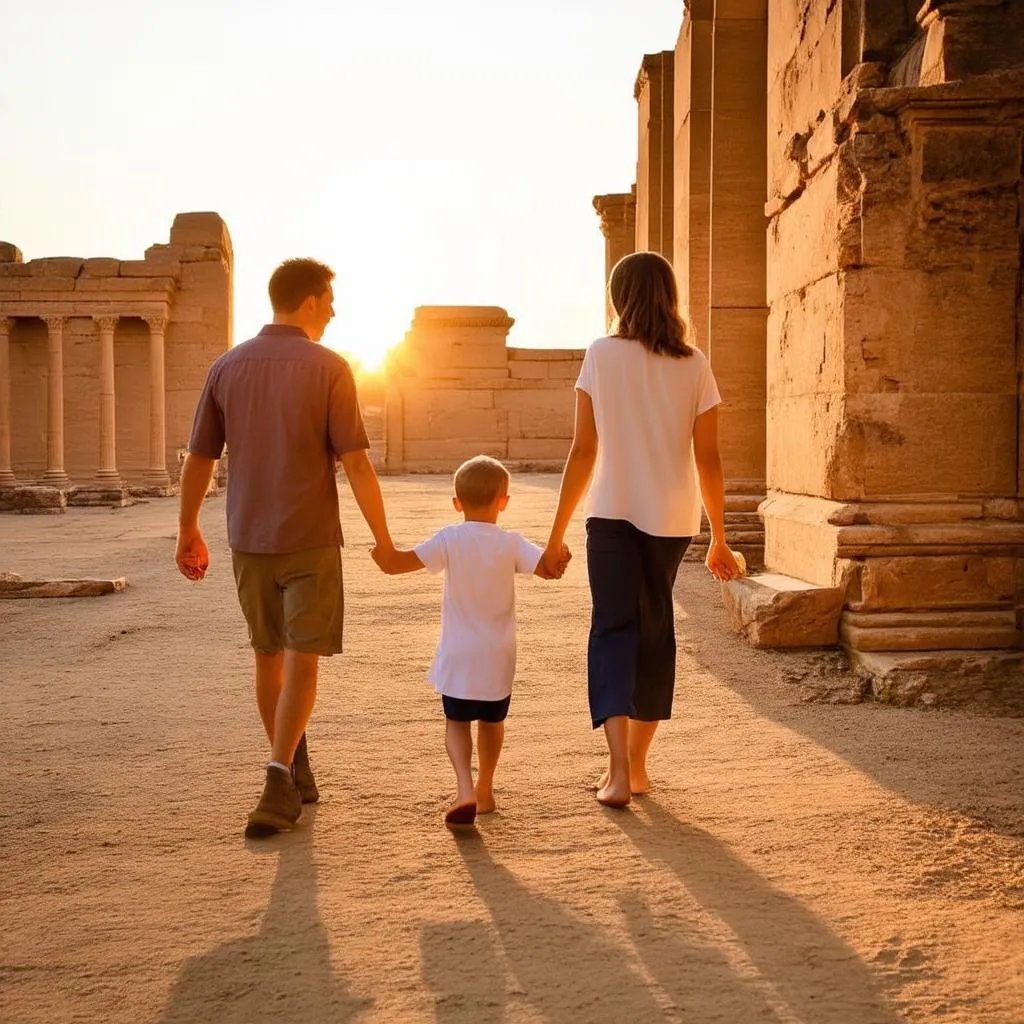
[540,251,740,809]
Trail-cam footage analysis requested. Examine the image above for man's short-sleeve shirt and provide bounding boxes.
[188,324,369,554]
[414,522,542,701]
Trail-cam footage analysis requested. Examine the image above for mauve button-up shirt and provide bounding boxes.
[187,324,369,554]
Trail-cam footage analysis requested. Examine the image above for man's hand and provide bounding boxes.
[537,543,572,580]
[370,542,397,574]
[176,525,210,582]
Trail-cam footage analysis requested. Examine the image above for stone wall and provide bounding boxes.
[0,212,232,508]
[383,307,583,474]
[761,1,1024,689]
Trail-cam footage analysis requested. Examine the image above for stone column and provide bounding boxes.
[93,315,121,484]
[42,315,70,488]
[143,314,171,489]
[634,51,675,260]
[0,316,16,488]
[706,0,768,553]
[674,0,713,351]
[593,192,637,330]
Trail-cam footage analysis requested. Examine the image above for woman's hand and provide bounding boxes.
[705,540,742,581]
[538,542,572,580]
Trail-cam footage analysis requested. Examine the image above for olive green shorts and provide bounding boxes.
[230,546,344,656]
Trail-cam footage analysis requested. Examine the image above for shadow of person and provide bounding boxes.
[455,832,665,1023]
[617,889,784,1022]
[420,921,506,1024]
[159,811,371,1023]
[614,799,903,1024]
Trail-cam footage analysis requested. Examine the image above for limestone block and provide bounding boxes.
[841,609,1020,652]
[0,263,31,277]
[0,486,67,514]
[181,261,229,288]
[168,306,207,324]
[508,438,570,461]
[402,439,507,464]
[425,408,509,443]
[120,259,181,279]
[762,492,848,586]
[169,212,232,255]
[0,242,23,262]
[507,348,585,362]
[508,361,548,379]
[76,277,177,293]
[850,649,1024,712]
[80,258,122,276]
[20,278,78,292]
[67,485,131,508]
[517,407,574,440]
[723,572,843,648]
[853,555,1016,611]
[494,389,575,416]
[0,576,127,598]
[28,258,84,277]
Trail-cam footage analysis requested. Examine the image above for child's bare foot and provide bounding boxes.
[445,800,477,829]
[596,778,631,809]
[475,785,496,814]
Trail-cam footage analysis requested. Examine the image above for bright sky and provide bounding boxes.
[1,1,683,370]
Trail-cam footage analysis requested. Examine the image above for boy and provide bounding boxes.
[372,455,569,828]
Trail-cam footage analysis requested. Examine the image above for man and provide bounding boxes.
[175,258,396,838]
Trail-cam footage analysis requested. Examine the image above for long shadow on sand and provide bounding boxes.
[420,920,506,1024]
[613,798,903,1023]
[159,811,370,1023]
[453,831,795,1023]
[673,571,1024,840]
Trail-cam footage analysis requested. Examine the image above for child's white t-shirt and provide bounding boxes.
[414,522,542,701]
[576,336,722,538]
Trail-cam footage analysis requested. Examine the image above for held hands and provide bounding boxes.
[537,542,572,580]
[370,541,399,574]
[175,525,210,582]
[705,539,742,582]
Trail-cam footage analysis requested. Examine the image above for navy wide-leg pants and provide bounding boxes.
[586,517,691,728]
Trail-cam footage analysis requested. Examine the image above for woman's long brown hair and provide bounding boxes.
[609,251,693,358]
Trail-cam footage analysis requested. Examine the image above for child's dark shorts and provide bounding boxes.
[442,695,512,723]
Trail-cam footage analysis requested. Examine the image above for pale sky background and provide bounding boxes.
[1,1,683,369]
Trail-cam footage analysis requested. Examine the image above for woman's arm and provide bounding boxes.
[692,407,740,580]
[542,389,598,574]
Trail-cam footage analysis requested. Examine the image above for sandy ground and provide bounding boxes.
[1,474,1023,1024]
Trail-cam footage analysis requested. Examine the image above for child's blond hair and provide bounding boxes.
[454,455,510,509]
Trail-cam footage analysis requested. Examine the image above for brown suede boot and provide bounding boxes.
[292,732,320,804]
[245,765,302,838]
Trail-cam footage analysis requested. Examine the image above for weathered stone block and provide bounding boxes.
[169,213,232,254]
[508,438,570,461]
[80,258,122,277]
[720,569,839,647]
[181,261,229,288]
[0,242,23,262]
[854,555,1016,611]
[28,258,83,277]
[508,361,548,379]
[120,259,181,279]
[723,572,844,648]
[0,486,67,514]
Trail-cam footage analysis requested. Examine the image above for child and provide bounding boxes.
[372,455,569,828]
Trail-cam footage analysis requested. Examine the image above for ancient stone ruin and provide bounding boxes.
[591,0,1024,701]
[0,212,232,510]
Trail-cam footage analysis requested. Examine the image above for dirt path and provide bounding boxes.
[2,475,1022,1023]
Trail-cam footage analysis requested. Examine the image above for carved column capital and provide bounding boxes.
[143,314,168,333]
[42,315,68,332]
[93,314,119,332]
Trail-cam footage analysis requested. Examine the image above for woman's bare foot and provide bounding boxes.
[595,768,651,795]
[475,786,496,814]
[596,777,631,809]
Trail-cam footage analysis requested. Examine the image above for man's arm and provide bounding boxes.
[339,449,395,554]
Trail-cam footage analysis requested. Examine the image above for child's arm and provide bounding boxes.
[371,545,426,575]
